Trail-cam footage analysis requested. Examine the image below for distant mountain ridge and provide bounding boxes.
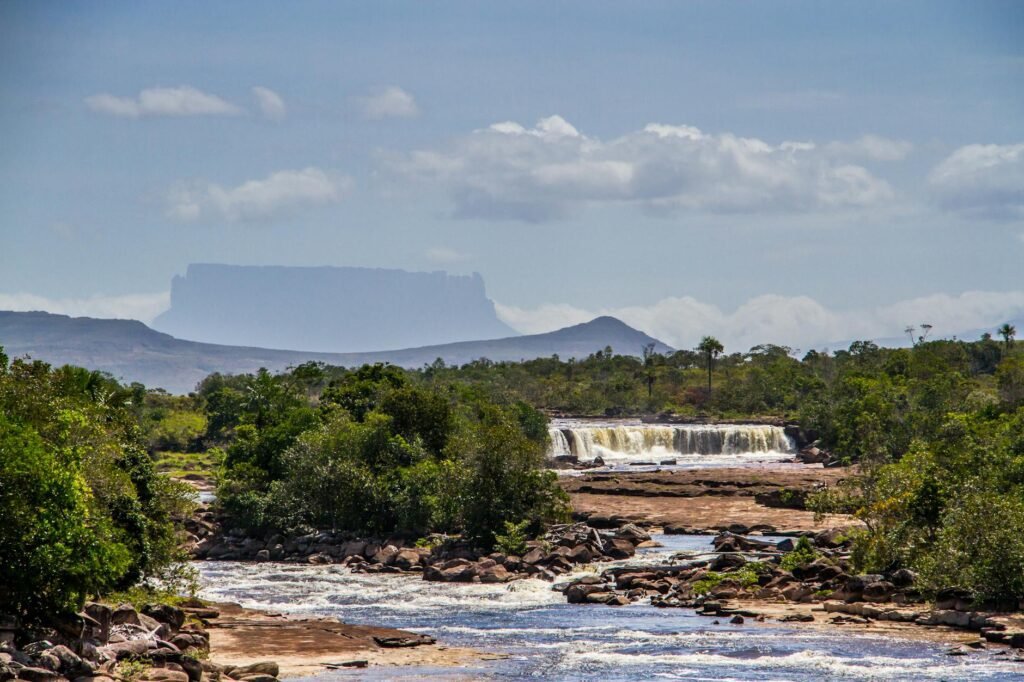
[153,263,516,352]
[0,311,673,394]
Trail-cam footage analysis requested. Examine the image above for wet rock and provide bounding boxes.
[776,538,795,552]
[729,615,745,624]
[478,565,512,583]
[780,613,814,622]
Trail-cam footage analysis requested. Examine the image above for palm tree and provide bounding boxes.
[998,323,1017,349]
[642,343,659,398]
[696,336,724,397]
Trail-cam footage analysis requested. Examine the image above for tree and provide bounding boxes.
[998,323,1017,349]
[641,343,659,399]
[696,336,724,397]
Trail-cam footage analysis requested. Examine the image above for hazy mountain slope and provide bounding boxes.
[152,264,516,352]
[0,311,672,394]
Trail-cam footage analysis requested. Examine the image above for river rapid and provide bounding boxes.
[197,534,1023,680]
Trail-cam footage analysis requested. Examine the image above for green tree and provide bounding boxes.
[696,336,724,397]
[998,323,1017,349]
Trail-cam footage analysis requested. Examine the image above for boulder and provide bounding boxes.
[371,545,399,566]
[862,581,896,603]
[813,528,849,549]
[567,545,593,564]
[393,549,423,571]
[604,538,636,560]
[782,584,814,602]
[231,662,279,678]
[889,568,917,588]
[142,605,186,632]
[522,548,546,564]
[236,675,277,682]
[45,646,87,676]
[710,553,746,571]
[478,565,512,583]
[110,605,140,626]
[614,524,651,545]
[139,670,189,682]
[15,667,59,682]
[935,588,974,611]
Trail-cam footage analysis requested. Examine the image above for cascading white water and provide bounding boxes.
[548,420,794,465]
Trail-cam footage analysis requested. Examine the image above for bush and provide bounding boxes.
[780,536,818,572]
[0,353,194,625]
[494,520,530,556]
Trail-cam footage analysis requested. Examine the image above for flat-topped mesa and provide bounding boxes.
[153,263,516,352]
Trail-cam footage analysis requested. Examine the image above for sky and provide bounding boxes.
[1,1,1022,352]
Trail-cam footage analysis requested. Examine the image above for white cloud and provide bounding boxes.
[424,247,471,264]
[825,134,913,161]
[928,142,1024,219]
[0,292,170,324]
[356,86,419,119]
[85,86,242,118]
[252,86,286,120]
[168,167,351,223]
[496,290,1024,351]
[388,116,897,221]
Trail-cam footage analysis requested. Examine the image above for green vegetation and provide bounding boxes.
[3,319,1022,623]
[0,348,195,627]
[494,520,531,556]
[693,563,770,594]
[802,337,1024,607]
[203,363,569,548]
[779,536,819,572]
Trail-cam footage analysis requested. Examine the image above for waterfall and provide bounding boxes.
[547,421,794,462]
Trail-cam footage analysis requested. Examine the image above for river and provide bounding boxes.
[197,534,1022,680]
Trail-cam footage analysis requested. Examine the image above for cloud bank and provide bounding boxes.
[85,86,243,118]
[168,167,351,223]
[388,116,900,221]
[0,292,170,324]
[496,290,1024,352]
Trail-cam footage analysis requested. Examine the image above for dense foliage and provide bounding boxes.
[0,349,194,626]
[4,319,1020,618]
[204,364,569,548]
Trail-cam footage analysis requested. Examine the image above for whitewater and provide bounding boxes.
[548,419,796,468]
[198,534,1022,680]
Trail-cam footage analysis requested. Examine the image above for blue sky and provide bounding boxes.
[1,1,1022,350]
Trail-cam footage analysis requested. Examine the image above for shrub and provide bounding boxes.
[494,520,530,556]
[780,537,818,572]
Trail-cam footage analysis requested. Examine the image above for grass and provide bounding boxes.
[153,448,223,480]
[693,563,771,595]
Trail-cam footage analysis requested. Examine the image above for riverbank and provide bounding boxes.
[204,602,494,677]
